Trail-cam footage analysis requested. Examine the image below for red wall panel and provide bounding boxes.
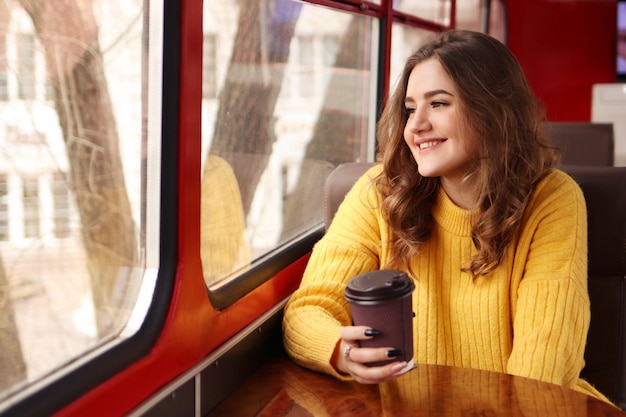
[506,0,616,121]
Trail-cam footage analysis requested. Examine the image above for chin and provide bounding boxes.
[417,167,440,178]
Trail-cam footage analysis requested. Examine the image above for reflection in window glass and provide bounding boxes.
[201,0,378,286]
[0,0,154,401]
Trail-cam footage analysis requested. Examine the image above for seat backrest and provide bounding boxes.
[542,122,615,166]
[324,162,377,231]
[324,162,626,409]
[563,165,626,410]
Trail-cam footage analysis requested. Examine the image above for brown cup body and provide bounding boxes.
[344,270,415,367]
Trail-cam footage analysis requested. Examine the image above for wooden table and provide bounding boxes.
[207,355,626,416]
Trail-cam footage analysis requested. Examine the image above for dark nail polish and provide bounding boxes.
[364,328,380,337]
[387,349,402,358]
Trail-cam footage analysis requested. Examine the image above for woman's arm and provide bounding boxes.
[282,166,385,377]
[507,171,589,388]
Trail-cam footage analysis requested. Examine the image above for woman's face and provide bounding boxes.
[403,58,476,186]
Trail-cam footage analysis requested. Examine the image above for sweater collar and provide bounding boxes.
[432,187,478,237]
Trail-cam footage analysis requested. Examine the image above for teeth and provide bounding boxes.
[419,140,441,150]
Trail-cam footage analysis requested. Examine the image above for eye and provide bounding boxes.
[430,100,447,108]
[403,106,416,115]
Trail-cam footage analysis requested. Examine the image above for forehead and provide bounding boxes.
[406,59,456,96]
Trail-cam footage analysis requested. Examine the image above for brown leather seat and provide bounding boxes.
[542,122,615,166]
[324,163,626,409]
[563,165,626,410]
[323,162,377,231]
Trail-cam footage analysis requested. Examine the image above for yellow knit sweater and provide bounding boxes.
[283,164,610,403]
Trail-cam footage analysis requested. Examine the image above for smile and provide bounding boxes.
[418,140,445,150]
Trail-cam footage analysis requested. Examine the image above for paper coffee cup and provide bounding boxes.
[344,270,415,373]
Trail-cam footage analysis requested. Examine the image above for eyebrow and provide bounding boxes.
[405,89,454,103]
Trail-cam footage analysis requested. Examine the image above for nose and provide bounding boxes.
[405,106,430,134]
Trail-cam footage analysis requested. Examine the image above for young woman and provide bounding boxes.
[282,30,610,403]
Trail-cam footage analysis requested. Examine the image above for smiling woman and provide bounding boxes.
[282,29,613,407]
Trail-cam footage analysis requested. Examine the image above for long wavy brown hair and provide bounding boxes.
[376,30,557,277]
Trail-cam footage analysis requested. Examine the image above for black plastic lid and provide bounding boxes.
[344,270,414,302]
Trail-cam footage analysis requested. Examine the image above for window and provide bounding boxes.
[201,0,377,298]
[0,0,158,407]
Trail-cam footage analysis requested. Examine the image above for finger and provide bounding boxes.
[340,325,381,342]
[348,346,402,365]
[349,360,409,384]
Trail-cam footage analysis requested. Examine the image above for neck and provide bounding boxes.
[440,177,479,210]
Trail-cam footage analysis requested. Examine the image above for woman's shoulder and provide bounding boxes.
[536,167,580,190]
[363,162,383,179]
[348,163,383,192]
[531,167,586,206]
[338,163,384,213]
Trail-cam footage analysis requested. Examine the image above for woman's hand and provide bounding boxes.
[332,325,410,384]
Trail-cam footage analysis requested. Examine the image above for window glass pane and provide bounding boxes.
[488,0,507,43]
[456,0,483,31]
[389,24,438,93]
[201,0,378,286]
[394,0,451,26]
[0,0,157,401]
[455,0,507,42]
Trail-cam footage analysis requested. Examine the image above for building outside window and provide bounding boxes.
[17,33,35,100]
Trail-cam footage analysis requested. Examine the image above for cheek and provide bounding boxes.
[450,115,476,156]
[460,138,480,163]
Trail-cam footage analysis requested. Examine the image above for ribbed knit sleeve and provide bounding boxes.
[283,165,385,378]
